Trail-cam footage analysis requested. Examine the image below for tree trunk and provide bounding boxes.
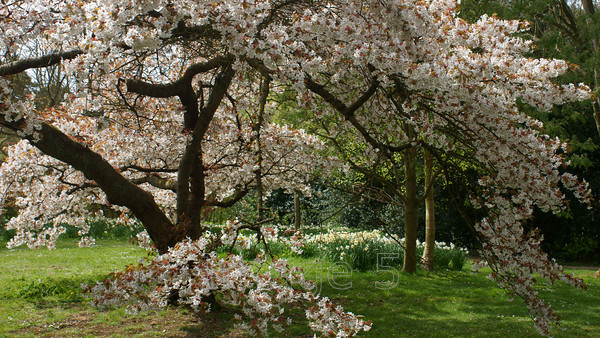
[254,77,270,222]
[582,0,595,15]
[187,147,206,239]
[403,146,418,273]
[174,65,235,225]
[294,190,301,230]
[256,171,264,221]
[421,148,435,271]
[1,53,240,254]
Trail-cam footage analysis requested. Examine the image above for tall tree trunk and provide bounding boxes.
[403,146,419,273]
[421,148,435,271]
[294,190,301,230]
[254,77,269,222]
[187,147,206,239]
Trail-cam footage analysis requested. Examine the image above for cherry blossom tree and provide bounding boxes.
[0,0,594,335]
[0,0,333,252]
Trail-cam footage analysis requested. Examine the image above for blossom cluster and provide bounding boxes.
[0,77,42,140]
[83,237,372,336]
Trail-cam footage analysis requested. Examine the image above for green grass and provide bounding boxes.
[300,262,600,337]
[0,239,599,337]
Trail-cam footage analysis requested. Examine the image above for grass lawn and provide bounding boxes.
[0,239,599,337]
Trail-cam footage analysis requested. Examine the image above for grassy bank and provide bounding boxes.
[0,240,598,337]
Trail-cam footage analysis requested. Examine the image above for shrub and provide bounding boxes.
[450,247,469,271]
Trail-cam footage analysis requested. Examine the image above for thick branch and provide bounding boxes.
[131,174,177,192]
[0,50,83,77]
[304,76,398,157]
[121,164,178,173]
[304,77,349,113]
[206,188,249,208]
[13,122,178,253]
[125,57,229,98]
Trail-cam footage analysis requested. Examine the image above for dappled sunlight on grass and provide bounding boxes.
[1,240,599,337]
[289,259,600,337]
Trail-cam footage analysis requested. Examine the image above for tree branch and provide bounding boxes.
[120,164,178,173]
[206,188,249,208]
[176,64,236,218]
[131,174,177,192]
[3,120,178,253]
[304,75,401,158]
[125,57,230,98]
[0,50,83,77]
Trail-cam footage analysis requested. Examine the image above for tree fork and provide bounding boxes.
[175,65,235,221]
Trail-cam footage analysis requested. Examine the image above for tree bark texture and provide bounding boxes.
[173,65,235,226]
[127,61,236,235]
[421,148,435,271]
[403,146,419,273]
[254,77,270,222]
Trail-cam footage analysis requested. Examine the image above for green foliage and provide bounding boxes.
[450,247,469,271]
[559,233,599,261]
[294,230,468,272]
[0,227,15,243]
[0,204,18,243]
[337,199,385,230]
[203,195,257,224]
[265,182,362,227]
[62,220,145,240]
[297,240,320,258]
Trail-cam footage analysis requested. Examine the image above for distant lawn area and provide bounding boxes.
[0,239,599,337]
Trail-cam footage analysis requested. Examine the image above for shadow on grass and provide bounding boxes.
[306,265,600,337]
